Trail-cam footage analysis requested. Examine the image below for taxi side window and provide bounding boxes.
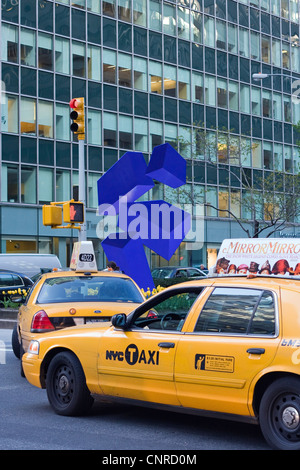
[195,287,275,336]
[133,291,200,331]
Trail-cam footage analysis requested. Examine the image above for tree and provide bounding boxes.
[176,125,300,238]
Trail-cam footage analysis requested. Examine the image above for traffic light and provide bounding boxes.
[69,97,85,139]
[42,205,62,227]
[63,201,84,224]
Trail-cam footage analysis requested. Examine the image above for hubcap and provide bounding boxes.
[58,375,70,395]
[272,393,300,442]
[282,406,300,430]
[53,365,74,405]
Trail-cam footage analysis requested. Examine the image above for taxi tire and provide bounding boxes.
[259,377,300,450]
[46,351,93,416]
[11,325,20,359]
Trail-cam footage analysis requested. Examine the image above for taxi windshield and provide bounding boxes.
[36,276,143,304]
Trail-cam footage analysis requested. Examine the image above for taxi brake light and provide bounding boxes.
[31,310,55,332]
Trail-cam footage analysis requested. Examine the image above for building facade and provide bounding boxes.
[1,0,300,269]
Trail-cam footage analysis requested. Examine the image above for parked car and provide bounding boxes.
[12,270,144,360]
[22,274,300,450]
[151,266,207,279]
[0,253,61,278]
[0,270,33,307]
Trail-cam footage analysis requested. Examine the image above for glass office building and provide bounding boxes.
[1,0,300,268]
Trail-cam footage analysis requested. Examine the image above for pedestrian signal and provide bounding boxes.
[63,201,84,224]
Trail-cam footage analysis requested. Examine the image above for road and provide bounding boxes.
[0,329,270,452]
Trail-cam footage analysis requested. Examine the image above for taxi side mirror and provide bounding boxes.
[111,313,127,329]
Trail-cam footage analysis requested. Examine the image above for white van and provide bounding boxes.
[212,238,300,276]
[0,254,61,278]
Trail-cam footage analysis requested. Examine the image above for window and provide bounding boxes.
[262,35,271,63]
[38,101,53,138]
[1,164,18,203]
[37,276,143,304]
[133,0,147,26]
[217,79,227,108]
[119,115,132,149]
[38,32,53,70]
[134,57,147,91]
[72,41,85,77]
[103,112,117,147]
[2,24,18,63]
[163,3,176,36]
[216,20,226,50]
[88,45,101,81]
[150,61,162,94]
[228,24,237,53]
[88,109,102,145]
[178,6,190,40]
[103,50,116,84]
[2,94,18,133]
[262,90,272,117]
[164,64,176,97]
[118,0,132,22]
[21,166,36,203]
[21,28,36,66]
[204,16,215,47]
[192,72,204,103]
[191,11,202,43]
[103,0,116,17]
[21,98,36,135]
[134,117,148,151]
[178,68,190,100]
[118,53,132,87]
[56,104,70,141]
[56,169,71,201]
[39,167,53,203]
[149,0,162,31]
[132,289,201,331]
[239,28,249,57]
[195,288,276,335]
[55,37,70,74]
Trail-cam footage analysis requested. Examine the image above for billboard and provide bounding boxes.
[214,238,300,276]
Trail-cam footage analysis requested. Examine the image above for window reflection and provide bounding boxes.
[195,288,275,335]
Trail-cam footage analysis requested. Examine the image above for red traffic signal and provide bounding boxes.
[69,97,85,137]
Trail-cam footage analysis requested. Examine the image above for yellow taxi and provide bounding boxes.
[12,269,144,359]
[22,274,300,450]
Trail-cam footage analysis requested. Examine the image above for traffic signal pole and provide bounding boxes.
[78,138,87,241]
[69,98,86,241]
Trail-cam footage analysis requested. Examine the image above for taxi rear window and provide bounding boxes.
[195,287,276,335]
[37,276,143,304]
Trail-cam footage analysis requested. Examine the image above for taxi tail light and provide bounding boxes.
[31,310,55,332]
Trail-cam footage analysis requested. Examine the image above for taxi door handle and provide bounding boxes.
[158,342,175,348]
[247,348,265,355]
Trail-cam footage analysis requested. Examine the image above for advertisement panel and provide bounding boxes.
[213,238,300,276]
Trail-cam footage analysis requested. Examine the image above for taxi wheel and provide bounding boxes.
[46,351,93,416]
[259,377,300,450]
[11,325,20,359]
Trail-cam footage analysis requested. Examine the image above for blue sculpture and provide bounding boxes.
[97,143,190,291]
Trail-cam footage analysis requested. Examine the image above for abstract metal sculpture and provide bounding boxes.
[98,143,191,290]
